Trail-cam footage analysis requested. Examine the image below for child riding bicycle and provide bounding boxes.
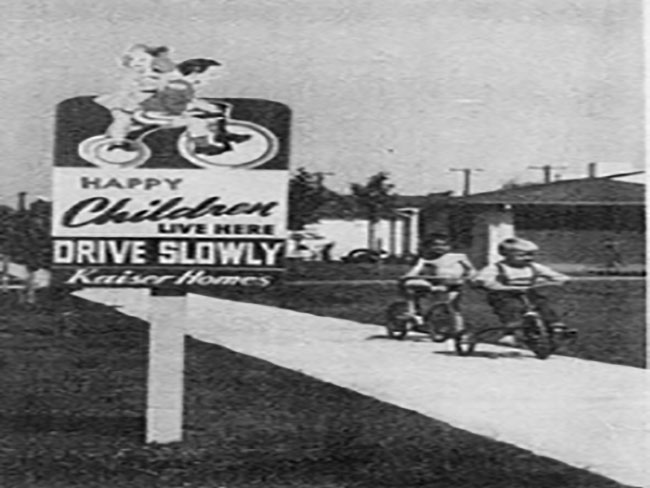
[400,233,476,339]
[472,237,574,346]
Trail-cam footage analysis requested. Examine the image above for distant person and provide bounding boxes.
[473,237,570,346]
[400,233,476,335]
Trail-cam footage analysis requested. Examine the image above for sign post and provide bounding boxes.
[146,288,186,443]
[51,48,290,443]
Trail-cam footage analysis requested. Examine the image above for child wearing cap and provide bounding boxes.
[95,44,177,147]
[473,237,570,346]
[401,233,476,339]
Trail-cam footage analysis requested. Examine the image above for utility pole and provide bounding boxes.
[587,162,597,178]
[17,192,27,211]
[450,168,484,196]
[528,165,567,184]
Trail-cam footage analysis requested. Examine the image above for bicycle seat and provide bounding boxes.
[133,110,180,126]
[188,111,225,119]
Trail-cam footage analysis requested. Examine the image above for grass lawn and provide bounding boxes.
[0,291,637,488]
[282,260,645,281]
[203,278,646,369]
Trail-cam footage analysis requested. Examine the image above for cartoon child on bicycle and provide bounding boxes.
[94,44,177,147]
[94,45,250,156]
[472,237,575,346]
[400,233,476,340]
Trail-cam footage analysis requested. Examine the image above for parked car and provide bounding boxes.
[287,231,334,260]
[341,248,389,264]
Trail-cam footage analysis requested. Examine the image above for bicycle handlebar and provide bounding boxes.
[482,280,564,294]
[399,276,465,286]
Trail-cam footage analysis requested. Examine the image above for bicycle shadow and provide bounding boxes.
[434,349,530,360]
[365,334,543,360]
[365,334,432,343]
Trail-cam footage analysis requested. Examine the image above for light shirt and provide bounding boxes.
[405,253,475,280]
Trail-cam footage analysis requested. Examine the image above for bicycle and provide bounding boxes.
[385,276,468,350]
[78,105,277,169]
[455,286,578,359]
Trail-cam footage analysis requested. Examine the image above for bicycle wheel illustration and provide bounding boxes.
[78,135,152,168]
[177,119,279,169]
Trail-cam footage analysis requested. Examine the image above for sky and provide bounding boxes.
[0,0,644,206]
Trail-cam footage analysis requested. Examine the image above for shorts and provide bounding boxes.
[487,290,559,325]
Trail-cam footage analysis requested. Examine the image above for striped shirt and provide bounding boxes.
[473,261,569,290]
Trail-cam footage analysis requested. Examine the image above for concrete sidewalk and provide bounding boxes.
[78,288,650,488]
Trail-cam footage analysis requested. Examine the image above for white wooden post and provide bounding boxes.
[146,290,187,443]
[485,207,515,264]
[409,209,420,254]
[469,206,515,266]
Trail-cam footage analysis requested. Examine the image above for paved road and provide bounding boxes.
[78,288,650,488]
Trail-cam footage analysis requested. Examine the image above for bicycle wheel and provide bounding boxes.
[385,302,410,340]
[522,314,555,359]
[454,330,476,356]
[424,303,454,343]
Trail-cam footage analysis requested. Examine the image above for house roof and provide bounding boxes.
[397,193,453,208]
[447,177,645,206]
[317,192,451,219]
[603,171,646,185]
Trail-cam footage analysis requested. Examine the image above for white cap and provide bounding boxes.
[498,237,539,255]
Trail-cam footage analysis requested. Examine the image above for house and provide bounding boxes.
[421,176,645,268]
[299,193,451,261]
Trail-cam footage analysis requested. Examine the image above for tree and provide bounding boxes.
[5,201,52,304]
[350,172,396,250]
[288,168,332,230]
[0,205,15,293]
[0,205,14,254]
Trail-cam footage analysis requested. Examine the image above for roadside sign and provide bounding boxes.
[52,96,291,290]
[51,47,292,444]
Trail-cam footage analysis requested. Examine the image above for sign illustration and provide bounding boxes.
[52,44,291,289]
[76,44,280,170]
